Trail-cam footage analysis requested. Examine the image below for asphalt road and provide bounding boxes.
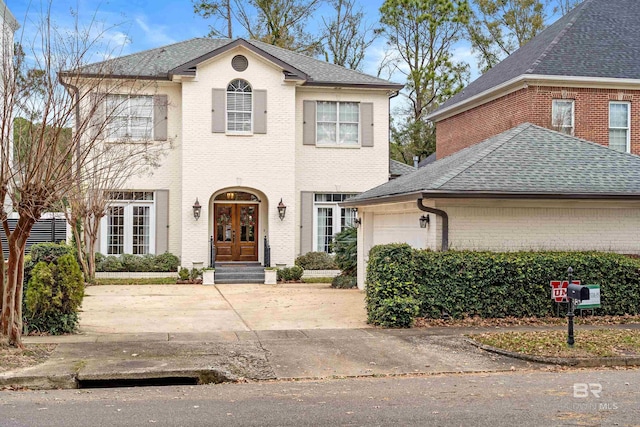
[1,368,639,427]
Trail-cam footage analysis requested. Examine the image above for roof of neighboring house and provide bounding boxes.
[389,159,416,178]
[418,153,436,168]
[344,123,640,205]
[429,0,640,119]
[73,38,403,89]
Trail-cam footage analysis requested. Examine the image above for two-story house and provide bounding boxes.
[73,38,402,278]
[343,0,640,289]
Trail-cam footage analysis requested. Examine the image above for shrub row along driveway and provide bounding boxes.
[79,283,368,334]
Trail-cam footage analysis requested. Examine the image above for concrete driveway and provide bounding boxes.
[79,283,368,334]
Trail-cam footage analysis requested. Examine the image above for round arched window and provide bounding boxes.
[226,79,252,132]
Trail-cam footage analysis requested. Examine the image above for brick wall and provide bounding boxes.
[436,86,640,158]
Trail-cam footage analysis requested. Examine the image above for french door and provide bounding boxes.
[214,204,258,262]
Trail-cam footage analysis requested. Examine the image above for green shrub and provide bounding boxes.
[24,253,84,334]
[154,252,180,272]
[178,267,190,281]
[99,255,125,272]
[95,252,181,272]
[369,296,420,328]
[332,226,357,277]
[29,242,75,264]
[295,252,338,270]
[190,268,202,281]
[366,246,640,326]
[331,275,357,289]
[277,266,303,282]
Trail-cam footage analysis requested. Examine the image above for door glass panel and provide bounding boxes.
[317,207,333,253]
[240,206,256,242]
[216,207,232,242]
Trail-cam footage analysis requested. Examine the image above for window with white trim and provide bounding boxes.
[313,193,357,253]
[551,99,574,135]
[609,101,630,153]
[101,191,155,255]
[316,101,359,145]
[227,79,252,132]
[106,95,153,140]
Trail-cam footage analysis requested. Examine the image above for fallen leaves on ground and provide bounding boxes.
[414,314,640,329]
[470,329,640,358]
[0,344,57,373]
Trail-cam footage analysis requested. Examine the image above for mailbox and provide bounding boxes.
[567,283,590,301]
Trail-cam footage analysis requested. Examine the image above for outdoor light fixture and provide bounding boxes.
[277,198,287,221]
[193,198,202,220]
[419,214,430,228]
[353,218,362,227]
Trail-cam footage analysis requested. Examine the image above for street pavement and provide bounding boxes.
[1,369,638,426]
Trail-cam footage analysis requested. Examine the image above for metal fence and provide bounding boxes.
[0,218,67,254]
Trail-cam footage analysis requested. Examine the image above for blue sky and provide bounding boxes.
[5,0,477,84]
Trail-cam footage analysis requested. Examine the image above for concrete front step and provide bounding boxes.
[215,278,265,284]
[215,265,265,284]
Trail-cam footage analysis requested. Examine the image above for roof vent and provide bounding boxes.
[232,55,248,72]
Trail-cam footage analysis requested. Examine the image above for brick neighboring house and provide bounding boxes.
[427,0,640,158]
[70,38,402,277]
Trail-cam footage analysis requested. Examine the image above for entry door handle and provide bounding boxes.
[232,229,236,243]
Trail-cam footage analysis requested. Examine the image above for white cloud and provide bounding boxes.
[134,15,176,47]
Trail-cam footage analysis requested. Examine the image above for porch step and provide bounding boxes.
[214,264,265,284]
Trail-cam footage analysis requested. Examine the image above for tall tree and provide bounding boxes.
[379,0,470,162]
[467,0,546,72]
[194,0,323,54]
[553,0,581,15]
[321,0,378,70]
[0,5,169,347]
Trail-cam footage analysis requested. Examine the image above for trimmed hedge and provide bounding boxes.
[295,252,338,270]
[366,244,640,327]
[95,252,180,273]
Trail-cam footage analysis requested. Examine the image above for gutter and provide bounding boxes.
[417,198,448,251]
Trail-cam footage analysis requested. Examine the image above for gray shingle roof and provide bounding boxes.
[348,123,640,203]
[389,159,416,177]
[76,38,402,88]
[433,0,640,114]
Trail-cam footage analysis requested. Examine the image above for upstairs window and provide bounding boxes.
[551,100,574,135]
[609,102,630,153]
[227,79,252,132]
[105,95,153,140]
[316,101,359,146]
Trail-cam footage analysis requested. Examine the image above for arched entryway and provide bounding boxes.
[211,189,265,263]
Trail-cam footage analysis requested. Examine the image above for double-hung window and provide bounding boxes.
[316,102,359,145]
[101,191,155,255]
[227,79,252,132]
[551,100,574,135]
[609,102,630,153]
[106,95,153,140]
[313,193,357,253]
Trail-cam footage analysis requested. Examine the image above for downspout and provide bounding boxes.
[417,198,449,251]
[58,75,81,182]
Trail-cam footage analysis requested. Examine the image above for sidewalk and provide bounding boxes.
[2,328,539,390]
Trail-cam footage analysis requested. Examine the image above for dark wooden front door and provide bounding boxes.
[214,204,258,262]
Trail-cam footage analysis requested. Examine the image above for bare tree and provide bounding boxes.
[0,5,169,347]
[553,0,581,15]
[321,0,378,70]
[194,0,323,54]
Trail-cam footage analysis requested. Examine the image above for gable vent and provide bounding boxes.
[232,55,248,72]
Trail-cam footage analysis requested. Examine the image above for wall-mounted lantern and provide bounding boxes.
[419,214,430,228]
[193,198,202,220]
[277,198,287,221]
[353,218,362,227]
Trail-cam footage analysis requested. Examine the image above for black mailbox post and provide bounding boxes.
[566,268,590,347]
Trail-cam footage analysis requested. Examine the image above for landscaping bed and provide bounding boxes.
[470,329,640,359]
[415,314,640,328]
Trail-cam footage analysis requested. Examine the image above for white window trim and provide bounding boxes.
[551,99,574,135]
[316,101,360,147]
[105,94,154,142]
[609,101,631,153]
[100,197,156,255]
[226,79,253,135]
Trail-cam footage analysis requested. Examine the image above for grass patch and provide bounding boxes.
[471,329,640,358]
[415,314,640,328]
[0,344,57,373]
[91,277,177,286]
[302,277,335,283]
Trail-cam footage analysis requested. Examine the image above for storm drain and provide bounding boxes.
[78,376,199,389]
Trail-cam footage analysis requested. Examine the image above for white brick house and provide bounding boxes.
[74,38,402,268]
